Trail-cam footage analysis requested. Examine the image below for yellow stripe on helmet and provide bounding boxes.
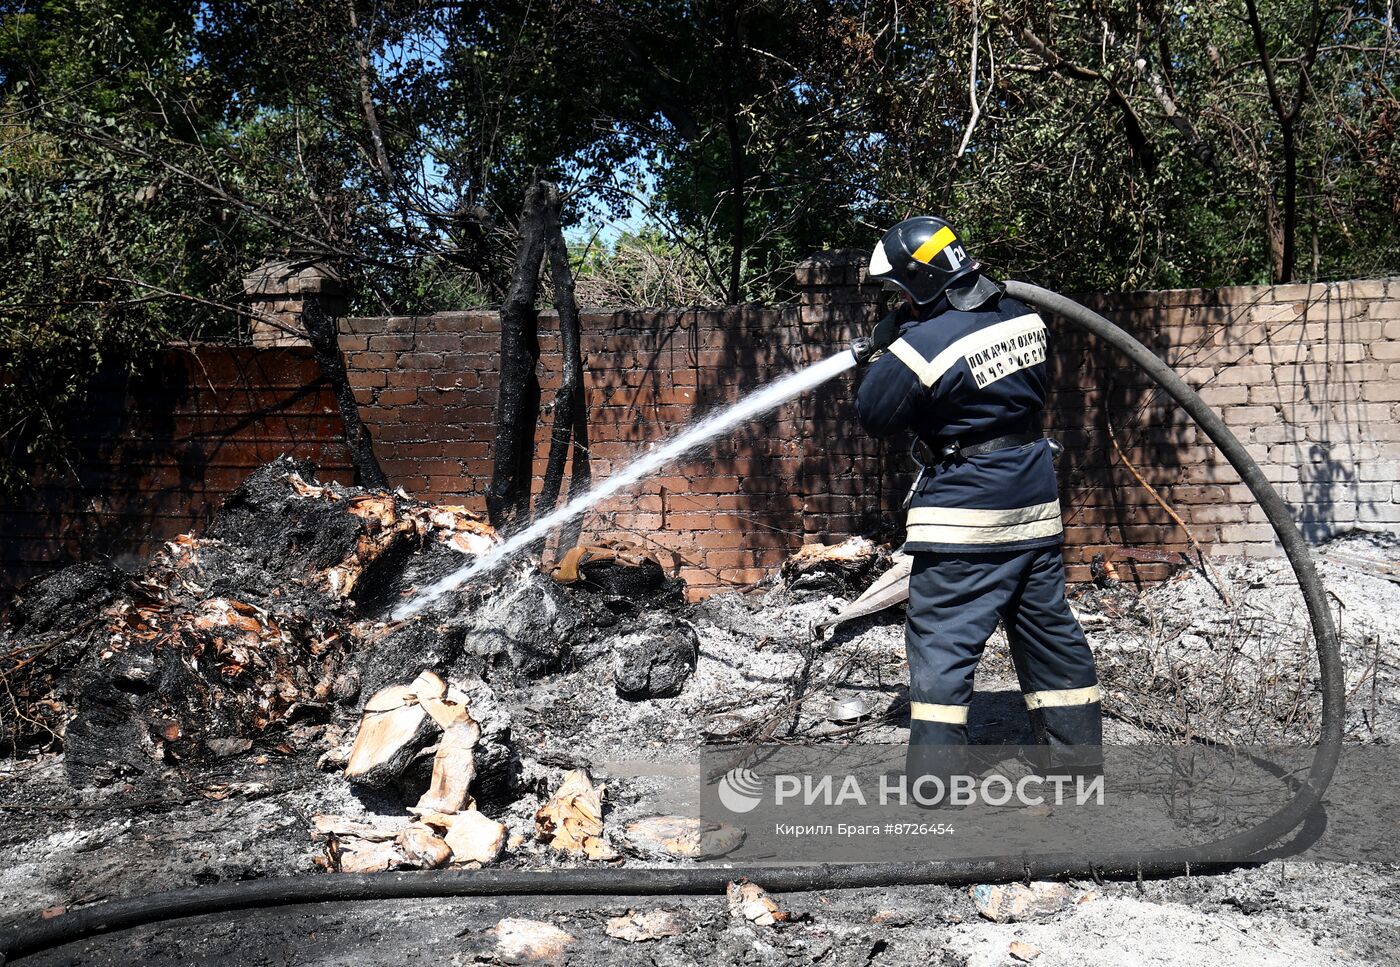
[911,225,957,264]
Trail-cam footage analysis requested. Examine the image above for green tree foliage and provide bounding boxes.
[896,0,1400,290]
[1,1,1396,488]
[0,2,273,489]
[522,0,1399,296]
[570,229,715,307]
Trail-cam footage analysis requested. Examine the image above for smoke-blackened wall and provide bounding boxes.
[4,267,1398,599]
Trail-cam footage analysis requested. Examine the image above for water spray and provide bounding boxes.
[391,349,859,621]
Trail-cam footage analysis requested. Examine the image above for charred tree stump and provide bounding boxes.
[563,372,593,551]
[535,191,590,552]
[486,181,550,530]
[303,297,388,488]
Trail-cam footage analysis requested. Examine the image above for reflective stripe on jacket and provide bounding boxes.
[855,291,1063,553]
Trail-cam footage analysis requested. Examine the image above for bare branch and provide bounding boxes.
[1012,24,1157,170]
[1133,57,1221,176]
[347,0,396,187]
[956,4,988,158]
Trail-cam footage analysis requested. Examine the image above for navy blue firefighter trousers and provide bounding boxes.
[904,545,1102,771]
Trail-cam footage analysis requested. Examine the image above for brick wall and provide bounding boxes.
[1059,278,1400,566]
[337,305,856,596]
[0,349,354,592]
[336,263,1400,595]
[4,269,1395,600]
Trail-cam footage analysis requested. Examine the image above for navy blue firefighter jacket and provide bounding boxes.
[856,291,1064,554]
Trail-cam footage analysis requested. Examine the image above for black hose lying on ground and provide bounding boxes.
[0,283,1345,964]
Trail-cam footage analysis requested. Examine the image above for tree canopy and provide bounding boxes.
[1,1,1397,484]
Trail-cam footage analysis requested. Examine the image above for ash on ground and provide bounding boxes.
[1,462,1396,966]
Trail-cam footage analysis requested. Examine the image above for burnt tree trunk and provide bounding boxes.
[486,181,550,530]
[564,384,592,551]
[302,297,388,488]
[535,190,590,552]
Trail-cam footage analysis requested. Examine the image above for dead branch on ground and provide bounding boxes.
[1105,415,1232,606]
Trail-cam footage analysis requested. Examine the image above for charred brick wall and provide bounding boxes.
[336,263,1400,596]
[335,305,852,598]
[0,350,354,593]
[4,269,1397,600]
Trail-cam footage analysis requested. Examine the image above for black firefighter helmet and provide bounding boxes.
[867,215,982,307]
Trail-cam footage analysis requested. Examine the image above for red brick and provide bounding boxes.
[694,532,746,549]
[377,388,418,406]
[703,550,758,568]
[412,333,465,352]
[353,370,388,389]
[1064,564,1093,584]
[443,442,491,459]
[391,371,435,388]
[350,351,398,368]
[679,566,720,584]
[688,478,744,495]
[719,567,768,586]
[368,334,418,352]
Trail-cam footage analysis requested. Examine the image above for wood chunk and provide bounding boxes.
[443,808,507,865]
[408,669,447,703]
[581,836,618,861]
[968,882,1077,923]
[784,536,877,568]
[418,678,469,729]
[448,530,496,556]
[534,769,617,860]
[336,838,409,873]
[490,918,575,965]
[309,813,403,843]
[624,815,746,860]
[286,472,332,500]
[780,536,889,601]
[345,493,398,530]
[398,823,452,869]
[408,503,498,557]
[605,909,684,942]
[408,809,455,830]
[344,673,445,786]
[1010,941,1043,962]
[549,541,653,584]
[726,881,787,926]
[344,685,433,785]
[322,495,422,598]
[415,681,482,814]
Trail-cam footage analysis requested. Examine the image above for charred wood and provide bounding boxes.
[302,298,388,489]
[486,180,550,531]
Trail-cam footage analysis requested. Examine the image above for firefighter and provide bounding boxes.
[852,216,1101,779]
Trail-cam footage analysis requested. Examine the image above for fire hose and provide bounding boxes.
[0,282,1345,963]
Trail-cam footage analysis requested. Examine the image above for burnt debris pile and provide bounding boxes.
[773,537,889,601]
[0,459,684,793]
